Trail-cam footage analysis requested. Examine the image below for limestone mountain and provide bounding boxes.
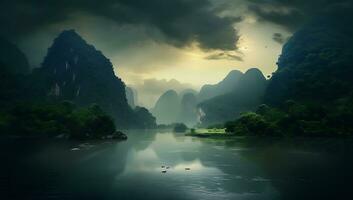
[126,86,137,108]
[31,30,155,128]
[178,92,198,127]
[151,90,181,125]
[243,10,353,136]
[198,70,243,101]
[180,88,198,97]
[199,68,267,126]
[265,11,353,105]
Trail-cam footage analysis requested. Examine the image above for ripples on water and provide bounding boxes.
[0,131,353,200]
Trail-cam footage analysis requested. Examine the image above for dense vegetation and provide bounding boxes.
[0,102,116,139]
[0,61,118,139]
[265,14,353,105]
[226,99,353,136]
[173,123,188,133]
[0,30,156,138]
[32,30,155,129]
[2,10,353,137]
[0,53,117,139]
[132,106,157,129]
[223,11,353,137]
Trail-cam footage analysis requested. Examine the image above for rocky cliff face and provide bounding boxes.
[33,30,144,128]
[126,86,136,108]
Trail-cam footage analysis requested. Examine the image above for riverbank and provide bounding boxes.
[0,130,128,141]
[185,128,353,139]
[185,128,233,138]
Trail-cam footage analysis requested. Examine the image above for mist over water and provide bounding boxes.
[1,131,352,200]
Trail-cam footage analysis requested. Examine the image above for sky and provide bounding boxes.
[1,0,351,108]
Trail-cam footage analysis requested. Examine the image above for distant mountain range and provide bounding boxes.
[151,68,267,127]
[2,9,352,136]
[198,68,267,126]
[0,32,270,128]
[198,70,243,102]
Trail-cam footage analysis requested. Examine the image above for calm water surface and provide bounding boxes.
[1,130,353,200]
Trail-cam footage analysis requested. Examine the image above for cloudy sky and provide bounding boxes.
[1,0,351,107]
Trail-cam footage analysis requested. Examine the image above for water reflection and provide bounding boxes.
[1,131,352,200]
[113,131,279,200]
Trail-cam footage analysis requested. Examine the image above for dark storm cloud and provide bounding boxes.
[0,0,242,51]
[272,33,288,44]
[247,4,305,32]
[205,52,243,61]
[246,0,353,32]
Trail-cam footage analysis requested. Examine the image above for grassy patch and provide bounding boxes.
[186,128,230,137]
[194,128,226,134]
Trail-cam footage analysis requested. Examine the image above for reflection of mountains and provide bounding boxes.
[146,135,353,200]
[186,138,276,196]
[131,132,277,197]
[4,133,352,200]
[127,135,353,200]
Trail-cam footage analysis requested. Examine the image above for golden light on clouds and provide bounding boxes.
[108,18,290,107]
[115,23,285,87]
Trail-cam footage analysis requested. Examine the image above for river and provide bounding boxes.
[1,130,352,200]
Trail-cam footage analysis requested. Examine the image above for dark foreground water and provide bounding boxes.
[1,131,353,200]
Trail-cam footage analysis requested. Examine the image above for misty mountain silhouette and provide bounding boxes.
[198,70,243,101]
[151,89,180,125]
[199,68,267,125]
[180,88,198,97]
[31,30,155,128]
[178,92,198,126]
[126,86,136,108]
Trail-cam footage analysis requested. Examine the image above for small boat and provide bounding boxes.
[161,170,167,173]
[185,168,191,170]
